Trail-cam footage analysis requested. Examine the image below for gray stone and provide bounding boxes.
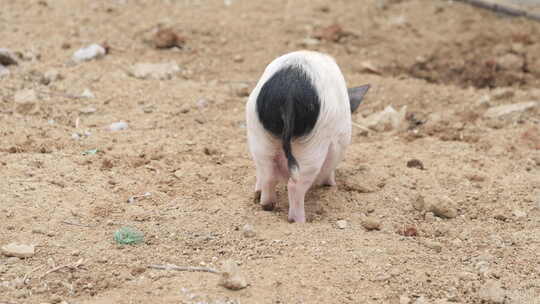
[1,243,35,258]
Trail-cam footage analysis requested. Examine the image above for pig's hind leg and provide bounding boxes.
[315,143,340,187]
[254,155,281,211]
[287,148,327,223]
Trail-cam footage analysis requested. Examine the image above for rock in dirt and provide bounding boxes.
[77,89,93,99]
[130,62,181,80]
[0,65,10,78]
[336,220,348,229]
[358,61,381,74]
[478,280,506,303]
[415,195,458,219]
[407,159,424,170]
[233,82,250,97]
[0,48,18,66]
[361,217,381,230]
[1,243,35,258]
[314,24,347,42]
[72,44,106,62]
[399,295,412,304]
[14,89,40,114]
[107,121,128,131]
[242,224,256,238]
[357,105,407,132]
[298,38,321,47]
[483,102,538,118]
[422,239,442,253]
[219,260,247,290]
[414,296,429,304]
[41,69,62,85]
[153,28,184,49]
[496,53,524,71]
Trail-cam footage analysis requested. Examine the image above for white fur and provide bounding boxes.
[246,51,351,223]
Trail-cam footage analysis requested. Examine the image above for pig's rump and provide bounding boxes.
[245,50,353,222]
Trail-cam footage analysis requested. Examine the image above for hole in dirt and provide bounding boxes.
[385,32,540,89]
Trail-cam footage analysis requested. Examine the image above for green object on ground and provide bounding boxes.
[114,227,144,245]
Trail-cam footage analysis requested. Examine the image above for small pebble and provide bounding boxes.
[196,98,209,109]
[219,259,247,290]
[0,48,18,66]
[427,196,458,219]
[81,88,95,99]
[0,65,10,78]
[336,219,348,229]
[1,242,35,258]
[108,121,128,131]
[41,69,62,85]
[399,295,411,304]
[72,44,106,62]
[153,28,184,49]
[242,224,256,238]
[233,55,244,63]
[407,159,424,170]
[233,83,250,97]
[512,210,527,219]
[422,240,442,253]
[361,217,380,231]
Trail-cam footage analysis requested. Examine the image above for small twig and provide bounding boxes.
[62,220,97,228]
[35,89,86,100]
[148,264,220,274]
[352,122,371,132]
[39,259,84,280]
[456,0,540,22]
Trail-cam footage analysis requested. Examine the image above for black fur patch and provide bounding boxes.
[256,65,320,138]
[256,65,320,171]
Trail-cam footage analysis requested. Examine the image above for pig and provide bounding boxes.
[246,50,370,223]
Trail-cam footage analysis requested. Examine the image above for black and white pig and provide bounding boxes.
[246,50,370,223]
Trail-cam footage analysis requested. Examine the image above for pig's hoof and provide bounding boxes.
[261,201,275,211]
[287,215,306,223]
[253,191,261,204]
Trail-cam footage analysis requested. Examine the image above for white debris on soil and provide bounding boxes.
[219,260,247,290]
[242,224,256,238]
[1,243,35,258]
[107,121,128,131]
[72,44,106,62]
[81,88,95,99]
[336,220,348,229]
[130,62,181,80]
[357,105,407,131]
[483,101,538,118]
[41,69,62,84]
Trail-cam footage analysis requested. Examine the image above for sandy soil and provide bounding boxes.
[1,0,540,303]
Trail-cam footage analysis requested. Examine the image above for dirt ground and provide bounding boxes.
[1,0,540,303]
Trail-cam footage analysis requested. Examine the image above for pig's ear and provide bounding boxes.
[348,84,370,113]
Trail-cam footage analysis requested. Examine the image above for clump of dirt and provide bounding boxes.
[387,32,540,88]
